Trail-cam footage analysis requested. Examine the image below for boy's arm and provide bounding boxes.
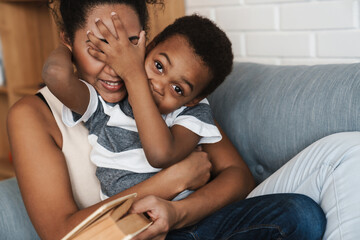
[87,15,200,168]
[42,44,89,114]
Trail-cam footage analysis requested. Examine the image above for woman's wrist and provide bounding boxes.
[162,163,189,196]
[170,199,193,230]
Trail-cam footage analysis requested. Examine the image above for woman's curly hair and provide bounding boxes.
[48,0,163,43]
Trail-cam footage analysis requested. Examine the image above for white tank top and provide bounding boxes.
[39,87,101,209]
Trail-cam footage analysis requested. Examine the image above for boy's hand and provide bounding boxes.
[86,12,146,83]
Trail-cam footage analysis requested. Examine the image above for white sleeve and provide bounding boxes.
[165,99,222,144]
[62,80,99,127]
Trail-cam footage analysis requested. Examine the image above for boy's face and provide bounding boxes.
[145,35,212,114]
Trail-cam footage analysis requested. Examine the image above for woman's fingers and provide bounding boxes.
[130,196,174,240]
[130,195,157,214]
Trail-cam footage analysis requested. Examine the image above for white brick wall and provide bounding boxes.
[185,0,360,65]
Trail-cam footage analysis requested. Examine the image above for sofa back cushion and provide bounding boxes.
[208,62,360,184]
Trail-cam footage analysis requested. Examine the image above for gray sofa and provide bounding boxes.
[1,61,360,239]
[209,62,360,184]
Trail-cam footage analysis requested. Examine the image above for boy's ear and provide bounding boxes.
[60,31,72,51]
[185,96,205,107]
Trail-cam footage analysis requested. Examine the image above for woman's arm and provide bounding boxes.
[174,122,256,226]
[7,97,211,240]
[42,44,89,114]
[130,122,256,239]
[87,15,201,168]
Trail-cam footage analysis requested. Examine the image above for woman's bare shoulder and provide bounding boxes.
[8,95,55,123]
[9,95,47,116]
[7,95,61,143]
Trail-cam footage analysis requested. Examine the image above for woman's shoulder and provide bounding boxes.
[8,95,51,120]
[7,95,60,138]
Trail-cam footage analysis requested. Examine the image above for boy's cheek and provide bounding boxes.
[143,62,153,79]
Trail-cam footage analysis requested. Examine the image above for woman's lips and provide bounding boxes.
[99,79,124,91]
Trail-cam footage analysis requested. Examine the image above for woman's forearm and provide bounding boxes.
[173,165,254,229]
[172,123,256,229]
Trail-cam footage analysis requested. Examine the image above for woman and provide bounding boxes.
[5,0,325,239]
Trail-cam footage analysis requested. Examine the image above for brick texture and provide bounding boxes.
[185,0,360,65]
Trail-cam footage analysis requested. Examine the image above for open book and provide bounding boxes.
[62,193,152,240]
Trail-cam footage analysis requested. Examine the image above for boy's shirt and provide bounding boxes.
[62,80,222,173]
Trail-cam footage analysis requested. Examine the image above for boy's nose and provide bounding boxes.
[150,78,165,96]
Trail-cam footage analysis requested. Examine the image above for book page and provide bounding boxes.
[62,193,137,240]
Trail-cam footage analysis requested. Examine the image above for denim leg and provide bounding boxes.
[166,193,326,240]
[248,132,360,239]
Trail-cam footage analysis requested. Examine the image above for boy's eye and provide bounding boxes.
[155,61,163,73]
[172,85,183,95]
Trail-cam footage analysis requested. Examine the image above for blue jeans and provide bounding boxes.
[0,178,325,240]
[167,194,326,240]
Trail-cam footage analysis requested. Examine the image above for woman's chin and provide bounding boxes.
[102,93,127,103]
[96,85,127,103]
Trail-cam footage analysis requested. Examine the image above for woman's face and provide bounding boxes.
[71,4,142,103]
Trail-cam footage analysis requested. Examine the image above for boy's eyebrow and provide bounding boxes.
[85,36,139,43]
[180,77,194,92]
[159,52,172,66]
[159,52,194,92]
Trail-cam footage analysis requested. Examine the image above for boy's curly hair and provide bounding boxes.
[147,14,233,97]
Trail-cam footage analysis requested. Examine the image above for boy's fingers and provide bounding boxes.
[111,12,129,43]
[195,145,203,151]
[87,47,107,62]
[87,31,109,53]
[138,30,146,48]
[94,18,117,45]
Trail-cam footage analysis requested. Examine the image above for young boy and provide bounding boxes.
[43,14,233,200]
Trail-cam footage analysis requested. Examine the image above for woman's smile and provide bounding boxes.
[98,78,125,91]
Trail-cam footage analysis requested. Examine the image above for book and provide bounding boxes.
[62,193,152,240]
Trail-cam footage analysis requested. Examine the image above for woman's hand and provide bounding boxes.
[167,146,212,191]
[130,196,179,240]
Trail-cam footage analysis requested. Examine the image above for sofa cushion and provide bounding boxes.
[208,62,360,184]
[0,178,39,239]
